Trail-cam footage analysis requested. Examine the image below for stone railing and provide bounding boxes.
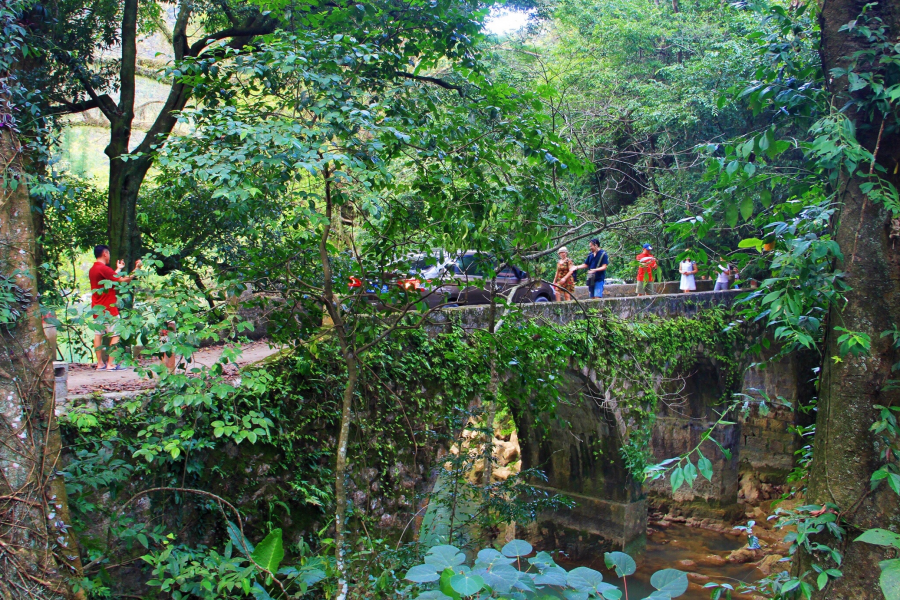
[425,288,741,334]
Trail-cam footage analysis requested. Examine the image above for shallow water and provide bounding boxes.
[560,524,763,600]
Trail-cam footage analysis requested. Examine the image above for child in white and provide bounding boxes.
[715,259,735,291]
[680,259,697,292]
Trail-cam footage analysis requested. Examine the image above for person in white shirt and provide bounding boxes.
[715,258,736,291]
[679,258,698,292]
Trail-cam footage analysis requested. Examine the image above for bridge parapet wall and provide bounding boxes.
[425,289,740,335]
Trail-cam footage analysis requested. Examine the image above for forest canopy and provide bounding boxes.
[1,0,899,599]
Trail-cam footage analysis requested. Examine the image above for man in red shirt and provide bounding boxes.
[635,243,658,296]
[90,245,140,370]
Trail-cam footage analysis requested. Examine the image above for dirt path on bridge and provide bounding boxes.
[66,339,281,398]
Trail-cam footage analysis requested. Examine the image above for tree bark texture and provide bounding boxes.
[805,1,900,597]
[0,126,83,598]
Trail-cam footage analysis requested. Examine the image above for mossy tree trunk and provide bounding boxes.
[804,1,900,597]
[0,126,83,598]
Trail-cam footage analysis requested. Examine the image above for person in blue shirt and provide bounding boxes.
[568,239,610,298]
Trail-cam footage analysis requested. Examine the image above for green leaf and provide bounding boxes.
[738,237,764,250]
[725,202,738,228]
[449,572,484,597]
[406,564,441,583]
[683,462,698,489]
[650,569,689,597]
[535,566,568,586]
[855,529,900,549]
[479,564,518,593]
[817,571,828,591]
[475,548,515,567]
[252,582,275,600]
[251,529,284,573]
[439,569,462,600]
[878,559,900,600]
[670,466,685,492]
[567,566,604,591]
[227,521,254,556]
[739,196,754,221]
[726,160,739,176]
[604,551,636,577]
[426,545,466,570]
[697,454,713,481]
[501,539,533,558]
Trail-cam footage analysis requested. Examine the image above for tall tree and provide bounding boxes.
[0,94,83,600]
[26,0,279,269]
[804,0,900,597]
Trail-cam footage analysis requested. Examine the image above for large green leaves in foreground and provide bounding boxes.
[404,542,687,599]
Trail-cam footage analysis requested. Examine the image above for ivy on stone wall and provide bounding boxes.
[495,305,741,477]
[59,304,740,587]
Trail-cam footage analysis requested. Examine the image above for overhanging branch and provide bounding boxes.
[396,72,466,96]
[44,97,110,116]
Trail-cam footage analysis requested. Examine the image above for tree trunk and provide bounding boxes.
[106,158,148,272]
[0,126,84,598]
[804,1,900,597]
[333,351,357,600]
[104,0,140,270]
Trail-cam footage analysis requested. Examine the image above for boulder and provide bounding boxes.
[755,554,788,576]
[492,466,513,482]
[727,547,764,564]
[698,554,727,567]
[493,439,520,465]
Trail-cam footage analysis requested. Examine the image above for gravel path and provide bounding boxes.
[65,339,281,397]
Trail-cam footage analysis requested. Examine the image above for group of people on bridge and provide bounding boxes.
[551,241,741,302]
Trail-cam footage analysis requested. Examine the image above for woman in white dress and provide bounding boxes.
[679,258,697,292]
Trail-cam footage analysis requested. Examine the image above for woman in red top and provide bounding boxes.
[89,245,140,371]
[635,244,657,296]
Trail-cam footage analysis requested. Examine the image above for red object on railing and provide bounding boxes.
[348,276,363,288]
[397,278,423,291]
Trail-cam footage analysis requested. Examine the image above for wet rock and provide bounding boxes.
[698,554,727,567]
[687,572,710,583]
[755,554,788,576]
[677,559,696,568]
[727,547,764,564]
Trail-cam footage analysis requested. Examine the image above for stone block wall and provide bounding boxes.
[644,359,742,520]
[426,289,740,335]
[514,370,647,557]
[736,346,817,503]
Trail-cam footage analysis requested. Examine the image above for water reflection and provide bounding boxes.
[559,524,763,600]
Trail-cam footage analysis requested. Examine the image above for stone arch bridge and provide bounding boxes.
[425,288,814,556]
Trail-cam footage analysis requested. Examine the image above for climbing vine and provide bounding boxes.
[59,303,742,595]
[496,305,741,477]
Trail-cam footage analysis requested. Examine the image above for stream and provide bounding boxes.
[560,524,764,600]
